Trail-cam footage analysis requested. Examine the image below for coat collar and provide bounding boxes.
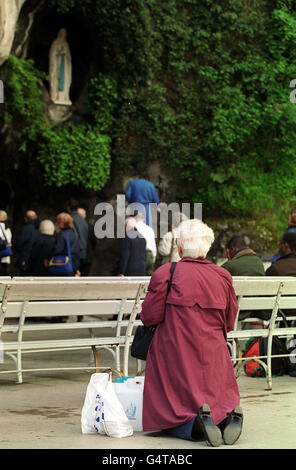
[232,248,257,260]
[278,252,296,261]
[180,257,212,264]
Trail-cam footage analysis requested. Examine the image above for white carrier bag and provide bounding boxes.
[114,376,144,431]
[81,372,133,438]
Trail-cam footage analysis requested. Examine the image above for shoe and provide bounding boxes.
[195,404,222,447]
[223,406,243,445]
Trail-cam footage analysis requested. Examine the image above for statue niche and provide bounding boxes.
[49,28,72,106]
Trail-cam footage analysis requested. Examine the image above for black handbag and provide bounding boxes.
[131,261,177,360]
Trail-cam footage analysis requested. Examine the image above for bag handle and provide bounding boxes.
[0,224,8,243]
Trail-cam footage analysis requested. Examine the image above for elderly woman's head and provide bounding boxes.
[56,212,73,230]
[177,219,214,259]
[40,219,55,235]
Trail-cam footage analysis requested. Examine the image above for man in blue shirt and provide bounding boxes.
[125,177,160,227]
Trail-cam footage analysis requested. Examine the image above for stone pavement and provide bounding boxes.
[0,343,296,451]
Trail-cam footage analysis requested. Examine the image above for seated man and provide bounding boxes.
[221,235,265,277]
[222,235,265,322]
[266,232,296,325]
[266,232,296,276]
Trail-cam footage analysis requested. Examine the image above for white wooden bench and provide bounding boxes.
[2,274,296,390]
[0,279,149,383]
[228,277,296,390]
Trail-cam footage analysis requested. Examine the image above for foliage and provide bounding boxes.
[5,56,112,190]
[87,73,118,131]
[75,0,296,218]
[5,55,47,147]
[38,124,111,190]
[5,0,296,219]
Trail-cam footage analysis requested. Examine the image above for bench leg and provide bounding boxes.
[16,300,28,384]
[92,346,99,372]
[17,349,23,384]
[266,353,272,390]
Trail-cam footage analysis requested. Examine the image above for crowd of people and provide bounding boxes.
[0,199,96,278]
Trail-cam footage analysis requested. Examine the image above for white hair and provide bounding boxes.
[40,219,55,236]
[177,219,214,259]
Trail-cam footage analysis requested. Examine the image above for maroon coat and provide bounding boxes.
[140,257,240,431]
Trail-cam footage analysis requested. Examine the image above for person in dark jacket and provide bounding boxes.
[222,235,265,322]
[66,199,89,273]
[15,210,41,275]
[77,207,97,276]
[269,208,296,263]
[29,220,56,276]
[49,212,81,276]
[117,217,146,276]
[266,232,296,277]
[221,235,265,276]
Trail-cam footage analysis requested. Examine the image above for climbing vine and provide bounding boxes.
[4,0,296,222]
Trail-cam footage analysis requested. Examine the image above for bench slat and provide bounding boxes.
[2,336,127,351]
[1,281,149,301]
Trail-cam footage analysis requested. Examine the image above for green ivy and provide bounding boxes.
[5,56,112,190]
[87,73,118,130]
[5,55,48,147]
[38,124,111,190]
[5,0,296,221]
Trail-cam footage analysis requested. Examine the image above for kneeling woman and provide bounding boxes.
[140,219,243,447]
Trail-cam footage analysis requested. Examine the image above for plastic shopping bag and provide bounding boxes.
[81,373,133,438]
[114,376,144,431]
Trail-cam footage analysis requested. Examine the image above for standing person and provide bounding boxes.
[158,212,188,264]
[77,207,97,276]
[116,217,146,276]
[47,213,80,323]
[66,199,89,275]
[49,212,81,276]
[15,210,40,275]
[29,220,56,276]
[125,176,160,227]
[0,210,12,275]
[134,211,157,275]
[140,219,242,447]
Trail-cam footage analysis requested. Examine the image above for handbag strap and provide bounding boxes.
[0,224,8,243]
[166,261,177,297]
[64,230,72,260]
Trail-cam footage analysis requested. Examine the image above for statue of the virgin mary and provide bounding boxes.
[49,28,72,105]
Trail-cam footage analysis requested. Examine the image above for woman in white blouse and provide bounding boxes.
[0,210,12,275]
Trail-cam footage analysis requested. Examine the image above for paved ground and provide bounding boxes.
[0,341,295,451]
